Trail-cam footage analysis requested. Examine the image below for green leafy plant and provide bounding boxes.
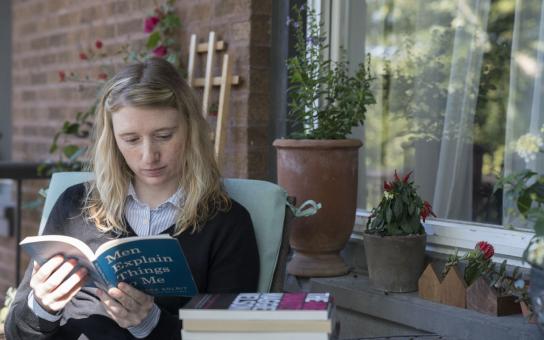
[444,241,496,285]
[39,0,182,176]
[285,5,375,139]
[494,127,544,266]
[443,241,528,307]
[366,170,435,236]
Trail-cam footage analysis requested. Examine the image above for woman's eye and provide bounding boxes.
[124,138,139,144]
[156,134,172,140]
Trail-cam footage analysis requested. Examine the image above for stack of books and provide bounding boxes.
[179,292,335,340]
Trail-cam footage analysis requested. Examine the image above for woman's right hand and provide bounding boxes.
[30,255,88,314]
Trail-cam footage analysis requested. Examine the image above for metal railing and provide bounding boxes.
[0,162,49,285]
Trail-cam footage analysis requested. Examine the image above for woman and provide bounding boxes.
[6,58,260,339]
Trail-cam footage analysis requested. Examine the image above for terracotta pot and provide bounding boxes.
[521,301,537,324]
[363,232,426,292]
[273,139,362,277]
[530,266,544,333]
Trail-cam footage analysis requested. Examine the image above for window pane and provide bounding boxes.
[344,0,524,225]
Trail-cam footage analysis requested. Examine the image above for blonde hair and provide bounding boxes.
[83,57,229,236]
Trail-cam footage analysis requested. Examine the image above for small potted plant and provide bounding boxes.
[442,241,524,315]
[364,170,434,292]
[273,4,375,277]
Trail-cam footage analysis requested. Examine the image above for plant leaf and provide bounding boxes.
[62,145,79,159]
[146,32,161,49]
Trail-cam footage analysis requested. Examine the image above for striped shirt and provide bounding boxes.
[125,183,183,236]
[29,184,184,338]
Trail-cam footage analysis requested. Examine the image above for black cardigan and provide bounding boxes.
[6,183,260,340]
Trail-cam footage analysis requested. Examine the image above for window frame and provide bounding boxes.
[355,211,532,268]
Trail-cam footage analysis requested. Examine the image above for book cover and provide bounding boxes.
[179,292,332,320]
[20,234,198,297]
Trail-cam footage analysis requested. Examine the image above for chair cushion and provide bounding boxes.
[38,172,94,234]
[224,179,287,292]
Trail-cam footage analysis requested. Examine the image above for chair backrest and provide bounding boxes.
[38,172,289,293]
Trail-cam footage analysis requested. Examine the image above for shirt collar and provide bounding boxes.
[127,182,184,209]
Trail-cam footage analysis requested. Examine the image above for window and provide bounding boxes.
[318,0,540,266]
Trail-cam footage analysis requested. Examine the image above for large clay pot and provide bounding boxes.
[363,232,426,292]
[273,139,362,277]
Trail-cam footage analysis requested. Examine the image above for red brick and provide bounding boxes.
[7,0,273,301]
[251,0,272,15]
[214,0,251,18]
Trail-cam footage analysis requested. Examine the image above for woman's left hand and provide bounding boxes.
[97,283,155,328]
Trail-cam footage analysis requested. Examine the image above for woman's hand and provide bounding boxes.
[30,255,88,313]
[97,283,155,328]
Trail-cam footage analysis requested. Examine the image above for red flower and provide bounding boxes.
[383,181,393,192]
[58,71,66,82]
[79,52,88,60]
[476,241,494,260]
[144,16,160,33]
[402,170,413,183]
[95,40,103,49]
[394,169,400,182]
[97,73,108,80]
[153,45,168,57]
[419,200,436,222]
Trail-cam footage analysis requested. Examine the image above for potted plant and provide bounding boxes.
[364,170,434,292]
[495,127,544,330]
[273,5,375,277]
[441,241,525,315]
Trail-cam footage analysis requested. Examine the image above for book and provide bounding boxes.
[182,319,332,332]
[179,292,333,320]
[20,234,197,297]
[181,330,329,340]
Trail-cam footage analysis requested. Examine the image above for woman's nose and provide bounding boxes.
[142,141,160,163]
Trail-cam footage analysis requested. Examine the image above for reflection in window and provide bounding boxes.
[339,0,543,228]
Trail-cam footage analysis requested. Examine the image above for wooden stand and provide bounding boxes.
[466,277,521,316]
[440,265,467,308]
[418,263,441,303]
[418,263,522,316]
[187,31,240,166]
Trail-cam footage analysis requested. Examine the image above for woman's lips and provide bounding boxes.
[141,166,166,177]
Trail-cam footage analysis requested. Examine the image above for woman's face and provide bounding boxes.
[112,106,185,193]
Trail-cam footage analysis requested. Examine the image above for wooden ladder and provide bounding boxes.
[187,31,240,166]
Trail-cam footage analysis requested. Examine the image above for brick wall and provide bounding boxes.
[1,0,272,299]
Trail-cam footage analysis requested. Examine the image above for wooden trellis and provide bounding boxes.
[187,31,240,165]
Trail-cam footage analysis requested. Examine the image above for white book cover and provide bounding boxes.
[179,292,332,321]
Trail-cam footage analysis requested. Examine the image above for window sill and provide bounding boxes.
[354,210,533,268]
[287,273,540,340]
